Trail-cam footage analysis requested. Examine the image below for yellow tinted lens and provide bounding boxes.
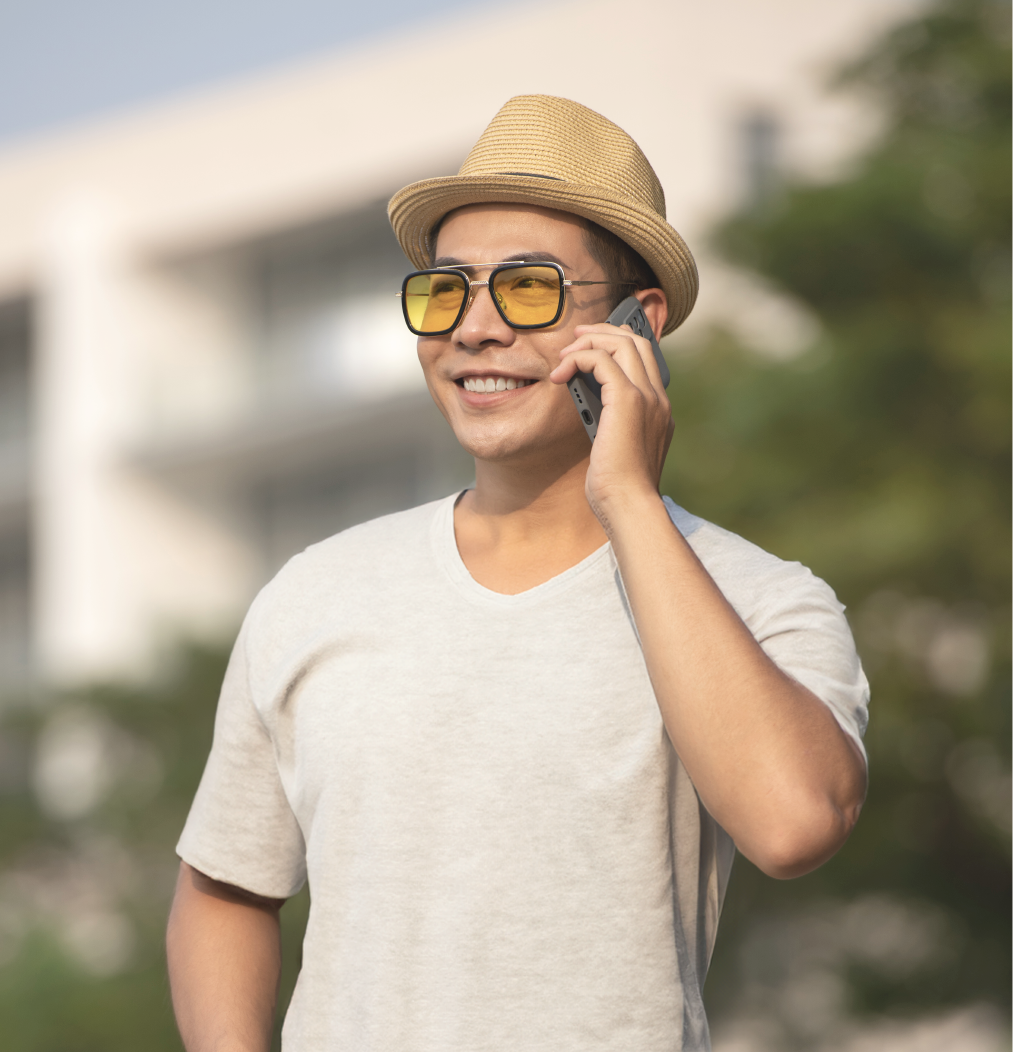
[492,266,562,326]
[405,272,467,332]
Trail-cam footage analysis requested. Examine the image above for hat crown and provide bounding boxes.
[388,94,697,335]
[458,95,667,220]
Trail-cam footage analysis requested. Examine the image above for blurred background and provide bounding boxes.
[0,0,1008,1048]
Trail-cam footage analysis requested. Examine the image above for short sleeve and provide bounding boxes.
[176,602,307,899]
[668,502,870,766]
[751,571,870,765]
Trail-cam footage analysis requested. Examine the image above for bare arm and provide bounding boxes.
[554,302,867,879]
[604,492,866,878]
[167,861,285,1052]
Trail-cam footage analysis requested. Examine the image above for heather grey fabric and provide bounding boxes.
[178,492,868,1052]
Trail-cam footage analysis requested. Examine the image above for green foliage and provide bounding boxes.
[0,645,308,1052]
[659,0,1010,1036]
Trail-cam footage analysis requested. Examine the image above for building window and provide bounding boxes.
[0,298,32,693]
[740,109,780,207]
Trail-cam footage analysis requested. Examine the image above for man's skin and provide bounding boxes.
[168,202,867,1051]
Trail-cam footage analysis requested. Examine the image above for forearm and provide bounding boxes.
[603,490,866,878]
[167,862,283,1052]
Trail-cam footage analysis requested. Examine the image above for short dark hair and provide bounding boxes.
[580,219,659,310]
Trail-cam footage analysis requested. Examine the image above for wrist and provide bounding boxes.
[590,484,667,539]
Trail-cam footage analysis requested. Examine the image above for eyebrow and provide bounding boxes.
[433,251,570,269]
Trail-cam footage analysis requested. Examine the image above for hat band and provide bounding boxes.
[496,171,562,180]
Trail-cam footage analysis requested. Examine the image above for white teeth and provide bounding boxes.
[462,376,533,392]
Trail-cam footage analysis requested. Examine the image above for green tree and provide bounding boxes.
[0,646,308,1052]
[660,0,1010,1043]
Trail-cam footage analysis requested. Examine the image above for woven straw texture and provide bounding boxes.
[388,95,698,335]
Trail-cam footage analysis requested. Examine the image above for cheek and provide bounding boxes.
[528,329,572,371]
[416,339,444,384]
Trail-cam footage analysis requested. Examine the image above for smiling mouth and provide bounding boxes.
[459,376,536,392]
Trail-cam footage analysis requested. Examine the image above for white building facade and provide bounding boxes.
[0,0,919,693]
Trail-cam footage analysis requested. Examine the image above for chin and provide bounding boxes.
[450,416,588,465]
[453,425,541,462]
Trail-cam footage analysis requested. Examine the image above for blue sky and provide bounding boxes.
[0,0,491,145]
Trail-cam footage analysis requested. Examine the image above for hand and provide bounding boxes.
[549,321,674,525]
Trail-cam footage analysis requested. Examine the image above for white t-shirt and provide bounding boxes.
[177,493,868,1052]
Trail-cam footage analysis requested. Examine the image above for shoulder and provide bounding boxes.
[287,493,446,572]
[309,494,448,557]
[245,494,454,636]
[664,498,869,746]
[662,496,846,634]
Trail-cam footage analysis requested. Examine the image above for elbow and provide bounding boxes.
[743,742,868,879]
[742,797,863,880]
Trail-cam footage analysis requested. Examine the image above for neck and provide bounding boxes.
[469,444,598,530]
[455,444,608,593]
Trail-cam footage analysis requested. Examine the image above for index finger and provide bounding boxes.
[574,322,667,396]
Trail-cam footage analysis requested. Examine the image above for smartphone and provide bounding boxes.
[566,296,671,442]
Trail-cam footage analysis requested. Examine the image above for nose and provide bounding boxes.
[454,280,514,347]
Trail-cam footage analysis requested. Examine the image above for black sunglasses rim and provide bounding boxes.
[400,261,567,336]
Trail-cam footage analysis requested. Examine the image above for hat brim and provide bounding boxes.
[388,174,698,336]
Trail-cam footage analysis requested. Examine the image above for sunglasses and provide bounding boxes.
[397,261,632,336]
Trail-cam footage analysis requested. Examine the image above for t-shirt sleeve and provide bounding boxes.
[749,569,870,764]
[682,515,870,765]
[176,597,307,899]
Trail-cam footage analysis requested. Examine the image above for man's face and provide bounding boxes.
[417,203,614,464]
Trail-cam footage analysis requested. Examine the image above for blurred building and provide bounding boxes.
[0,0,919,692]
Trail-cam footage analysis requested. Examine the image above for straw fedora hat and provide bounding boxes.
[387,95,698,336]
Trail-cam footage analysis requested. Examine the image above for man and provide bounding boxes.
[167,95,868,1052]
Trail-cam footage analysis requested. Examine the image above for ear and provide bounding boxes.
[633,288,668,342]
